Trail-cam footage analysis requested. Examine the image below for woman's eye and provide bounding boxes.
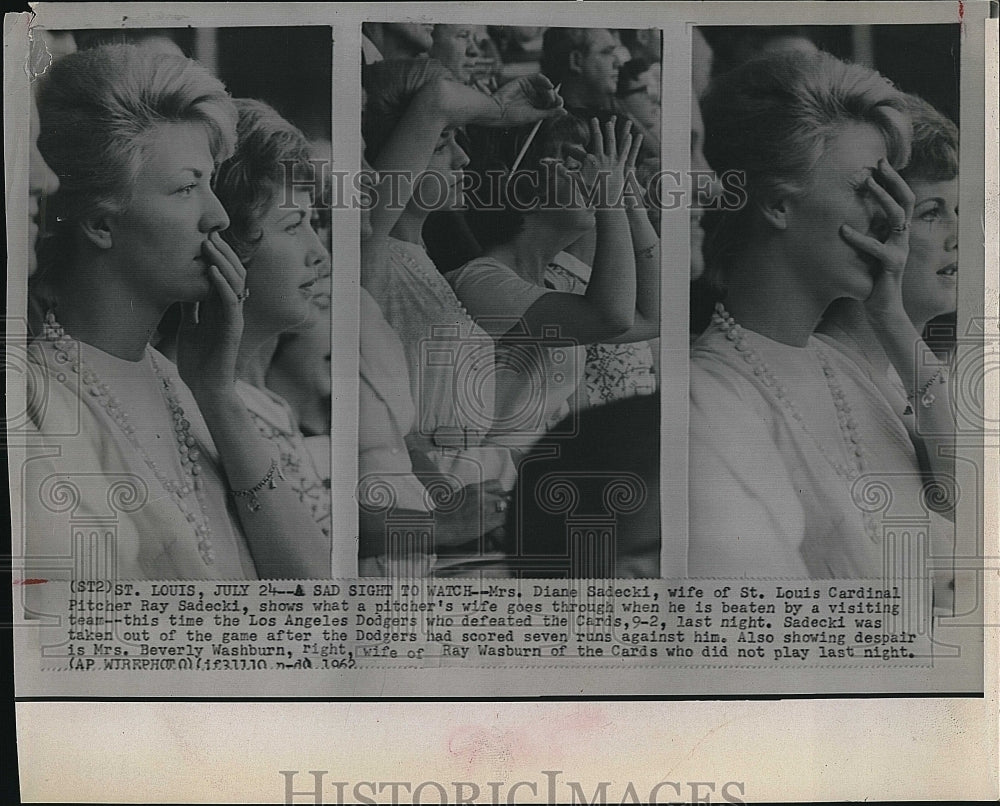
[176,184,197,196]
[850,172,873,193]
[919,206,941,221]
[286,220,303,233]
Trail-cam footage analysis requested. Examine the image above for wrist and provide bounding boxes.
[864,298,910,327]
[191,386,243,418]
[595,207,628,223]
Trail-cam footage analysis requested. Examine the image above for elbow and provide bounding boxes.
[600,309,634,338]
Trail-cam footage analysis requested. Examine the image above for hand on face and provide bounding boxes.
[838,158,915,315]
[176,231,248,403]
[570,116,641,206]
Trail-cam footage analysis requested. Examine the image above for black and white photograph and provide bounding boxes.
[687,26,964,596]
[4,3,996,803]
[358,23,664,579]
[14,23,334,607]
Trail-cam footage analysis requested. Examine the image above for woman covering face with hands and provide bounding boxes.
[689,50,954,598]
[450,114,659,447]
[23,46,329,602]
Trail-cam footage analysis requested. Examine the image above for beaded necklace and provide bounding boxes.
[42,312,216,564]
[818,322,912,417]
[388,239,475,322]
[712,303,878,541]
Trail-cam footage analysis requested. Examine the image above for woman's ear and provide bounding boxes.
[79,213,115,250]
[757,195,789,231]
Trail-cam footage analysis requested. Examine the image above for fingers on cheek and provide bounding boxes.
[209,265,230,295]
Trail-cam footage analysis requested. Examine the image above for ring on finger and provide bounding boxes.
[892,222,910,233]
[236,289,251,303]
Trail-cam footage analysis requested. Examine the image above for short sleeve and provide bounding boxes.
[447,259,547,337]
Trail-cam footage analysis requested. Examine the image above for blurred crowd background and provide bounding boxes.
[36,27,332,147]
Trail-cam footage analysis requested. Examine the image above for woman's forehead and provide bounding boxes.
[539,127,588,157]
[257,182,313,221]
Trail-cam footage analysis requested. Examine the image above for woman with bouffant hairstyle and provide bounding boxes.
[24,45,327,598]
[690,50,954,593]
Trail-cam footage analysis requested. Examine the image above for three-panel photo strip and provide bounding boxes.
[6,3,997,801]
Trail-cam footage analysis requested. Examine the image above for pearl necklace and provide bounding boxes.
[712,303,878,541]
[42,312,216,564]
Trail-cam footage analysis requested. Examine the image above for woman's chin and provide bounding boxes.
[841,267,876,301]
[173,277,212,305]
[191,276,214,300]
[930,289,959,319]
[269,303,316,337]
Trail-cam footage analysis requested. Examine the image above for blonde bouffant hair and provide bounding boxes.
[35,44,237,272]
[700,50,912,288]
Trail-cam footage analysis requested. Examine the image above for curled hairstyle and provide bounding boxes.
[361,57,453,164]
[213,98,315,262]
[901,93,958,183]
[540,27,594,87]
[35,44,237,273]
[466,114,591,249]
[617,57,652,96]
[700,50,912,288]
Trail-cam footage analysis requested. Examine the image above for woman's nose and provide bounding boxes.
[690,141,711,175]
[306,226,331,273]
[944,213,959,251]
[451,141,470,170]
[201,188,231,233]
[689,145,722,203]
[467,38,481,58]
[29,143,60,197]
[694,170,723,207]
